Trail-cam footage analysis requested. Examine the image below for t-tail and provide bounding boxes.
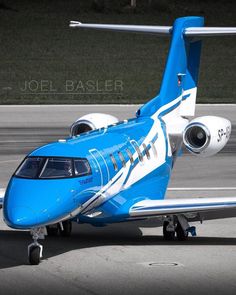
[70,17,236,119]
[139,16,204,118]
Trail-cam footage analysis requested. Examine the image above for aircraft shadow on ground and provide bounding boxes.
[1,223,236,269]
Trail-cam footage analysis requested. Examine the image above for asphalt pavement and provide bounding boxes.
[0,105,236,295]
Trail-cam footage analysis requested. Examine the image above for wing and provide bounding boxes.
[0,189,5,209]
[129,197,236,222]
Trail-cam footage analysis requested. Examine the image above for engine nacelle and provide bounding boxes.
[70,113,119,136]
[183,116,231,157]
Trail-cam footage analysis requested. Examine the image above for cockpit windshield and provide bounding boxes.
[39,158,73,178]
[15,157,91,179]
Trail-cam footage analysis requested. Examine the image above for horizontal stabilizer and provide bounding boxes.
[185,27,236,36]
[70,21,236,37]
[70,21,172,35]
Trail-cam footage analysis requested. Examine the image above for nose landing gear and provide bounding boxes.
[28,221,72,265]
[28,227,46,265]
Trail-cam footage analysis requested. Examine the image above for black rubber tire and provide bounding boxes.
[175,221,189,241]
[29,246,41,265]
[46,225,59,236]
[163,221,175,240]
[59,220,72,237]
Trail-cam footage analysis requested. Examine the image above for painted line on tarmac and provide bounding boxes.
[0,104,139,108]
[0,140,46,143]
[0,104,235,108]
[0,159,21,164]
[168,187,236,191]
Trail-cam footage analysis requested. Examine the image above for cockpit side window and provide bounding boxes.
[74,159,91,176]
[15,157,45,179]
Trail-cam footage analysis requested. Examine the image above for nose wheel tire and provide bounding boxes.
[28,245,42,265]
[29,228,45,265]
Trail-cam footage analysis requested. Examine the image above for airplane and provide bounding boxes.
[1,16,236,265]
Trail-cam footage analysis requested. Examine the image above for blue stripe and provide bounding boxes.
[182,93,190,101]
[158,99,181,118]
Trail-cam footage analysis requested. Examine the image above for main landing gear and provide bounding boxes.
[163,215,196,241]
[28,221,73,265]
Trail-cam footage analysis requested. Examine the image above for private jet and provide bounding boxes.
[1,16,236,265]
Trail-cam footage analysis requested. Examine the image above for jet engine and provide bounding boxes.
[70,113,119,136]
[183,116,231,157]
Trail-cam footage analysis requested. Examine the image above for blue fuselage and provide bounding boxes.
[3,116,173,229]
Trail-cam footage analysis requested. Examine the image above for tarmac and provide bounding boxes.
[0,105,236,295]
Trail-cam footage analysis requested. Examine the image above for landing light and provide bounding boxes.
[85,211,103,218]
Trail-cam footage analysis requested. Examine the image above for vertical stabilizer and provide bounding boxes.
[137,16,204,118]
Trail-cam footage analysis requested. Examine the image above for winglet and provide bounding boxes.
[70,21,82,27]
[0,188,5,208]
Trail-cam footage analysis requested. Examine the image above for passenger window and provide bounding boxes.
[126,148,134,165]
[110,154,118,171]
[74,159,91,176]
[142,143,150,160]
[118,151,126,167]
[131,141,143,162]
[136,147,143,162]
[150,142,157,158]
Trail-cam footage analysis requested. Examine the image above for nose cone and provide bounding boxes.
[4,206,37,229]
[4,176,79,229]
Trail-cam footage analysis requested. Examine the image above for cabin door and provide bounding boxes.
[89,149,110,187]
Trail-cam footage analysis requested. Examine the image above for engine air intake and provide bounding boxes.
[184,125,208,150]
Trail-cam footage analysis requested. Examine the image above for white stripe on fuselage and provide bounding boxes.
[77,89,195,214]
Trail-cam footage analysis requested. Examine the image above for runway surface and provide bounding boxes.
[0,105,236,295]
